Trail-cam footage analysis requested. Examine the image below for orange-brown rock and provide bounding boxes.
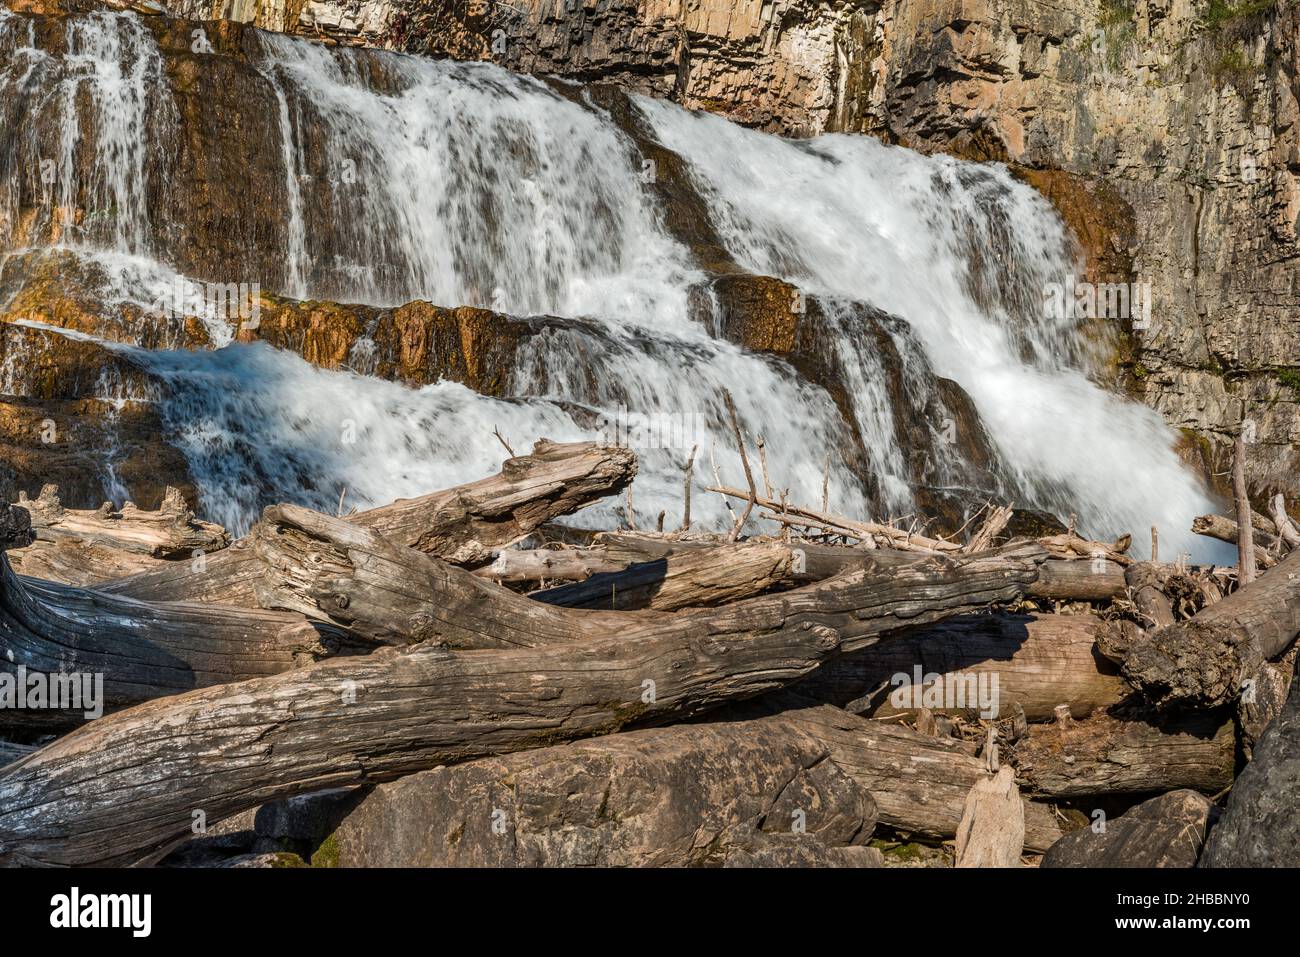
[240,295,537,394]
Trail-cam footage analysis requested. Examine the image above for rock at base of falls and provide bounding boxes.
[1200,664,1300,867]
[1041,790,1218,868]
[322,715,879,867]
[0,323,195,510]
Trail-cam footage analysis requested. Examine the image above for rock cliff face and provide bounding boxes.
[166,0,1299,503]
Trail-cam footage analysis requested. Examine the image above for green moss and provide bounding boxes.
[310,832,340,868]
[1096,0,1137,68]
[1201,0,1276,30]
[269,852,307,868]
[1131,362,1149,379]
[1274,367,1300,393]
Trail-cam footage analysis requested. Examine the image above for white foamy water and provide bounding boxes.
[635,98,1225,558]
[0,10,1226,557]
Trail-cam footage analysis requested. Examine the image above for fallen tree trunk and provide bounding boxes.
[529,542,795,610]
[1026,558,1127,601]
[472,547,625,584]
[1191,514,1276,569]
[101,440,638,605]
[777,704,1062,851]
[0,505,372,729]
[16,484,228,559]
[0,542,1046,865]
[1120,547,1300,708]
[1012,708,1235,798]
[8,538,166,586]
[564,532,1125,601]
[351,439,637,564]
[793,612,1128,722]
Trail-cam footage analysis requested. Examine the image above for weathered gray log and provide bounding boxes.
[327,712,879,867]
[1042,790,1218,868]
[1192,513,1275,569]
[8,538,166,587]
[794,612,1127,722]
[529,542,794,610]
[102,440,638,605]
[17,484,228,559]
[776,704,1062,851]
[351,439,637,564]
[1120,547,1300,708]
[0,542,1046,865]
[1012,709,1234,798]
[1270,493,1300,549]
[252,505,636,648]
[0,505,370,730]
[599,532,1125,599]
[1200,658,1300,866]
[472,547,625,584]
[1026,558,1127,601]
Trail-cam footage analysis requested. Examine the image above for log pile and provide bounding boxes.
[0,438,1296,869]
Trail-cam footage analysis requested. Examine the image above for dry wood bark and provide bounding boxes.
[352,439,637,563]
[794,612,1128,721]
[17,484,228,559]
[1120,547,1300,708]
[707,485,962,553]
[595,533,1124,600]
[529,542,795,610]
[964,505,1014,555]
[102,440,638,604]
[8,539,165,586]
[954,765,1024,867]
[0,505,371,730]
[1191,514,1276,568]
[472,547,625,584]
[0,543,1046,865]
[775,704,1062,851]
[1011,708,1234,797]
[1036,531,1134,566]
[1233,434,1256,584]
[1270,494,1300,550]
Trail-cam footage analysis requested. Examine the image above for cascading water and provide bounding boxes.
[0,9,1225,558]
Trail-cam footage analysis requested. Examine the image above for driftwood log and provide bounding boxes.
[503,532,1125,602]
[529,542,795,610]
[0,505,370,729]
[1012,708,1235,798]
[1120,548,1300,708]
[774,704,1062,851]
[794,612,1127,721]
[0,543,1046,865]
[101,440,637,604]
[1191,514,1275,569]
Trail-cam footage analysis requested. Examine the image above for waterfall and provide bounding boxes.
[0,10,1226,559]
